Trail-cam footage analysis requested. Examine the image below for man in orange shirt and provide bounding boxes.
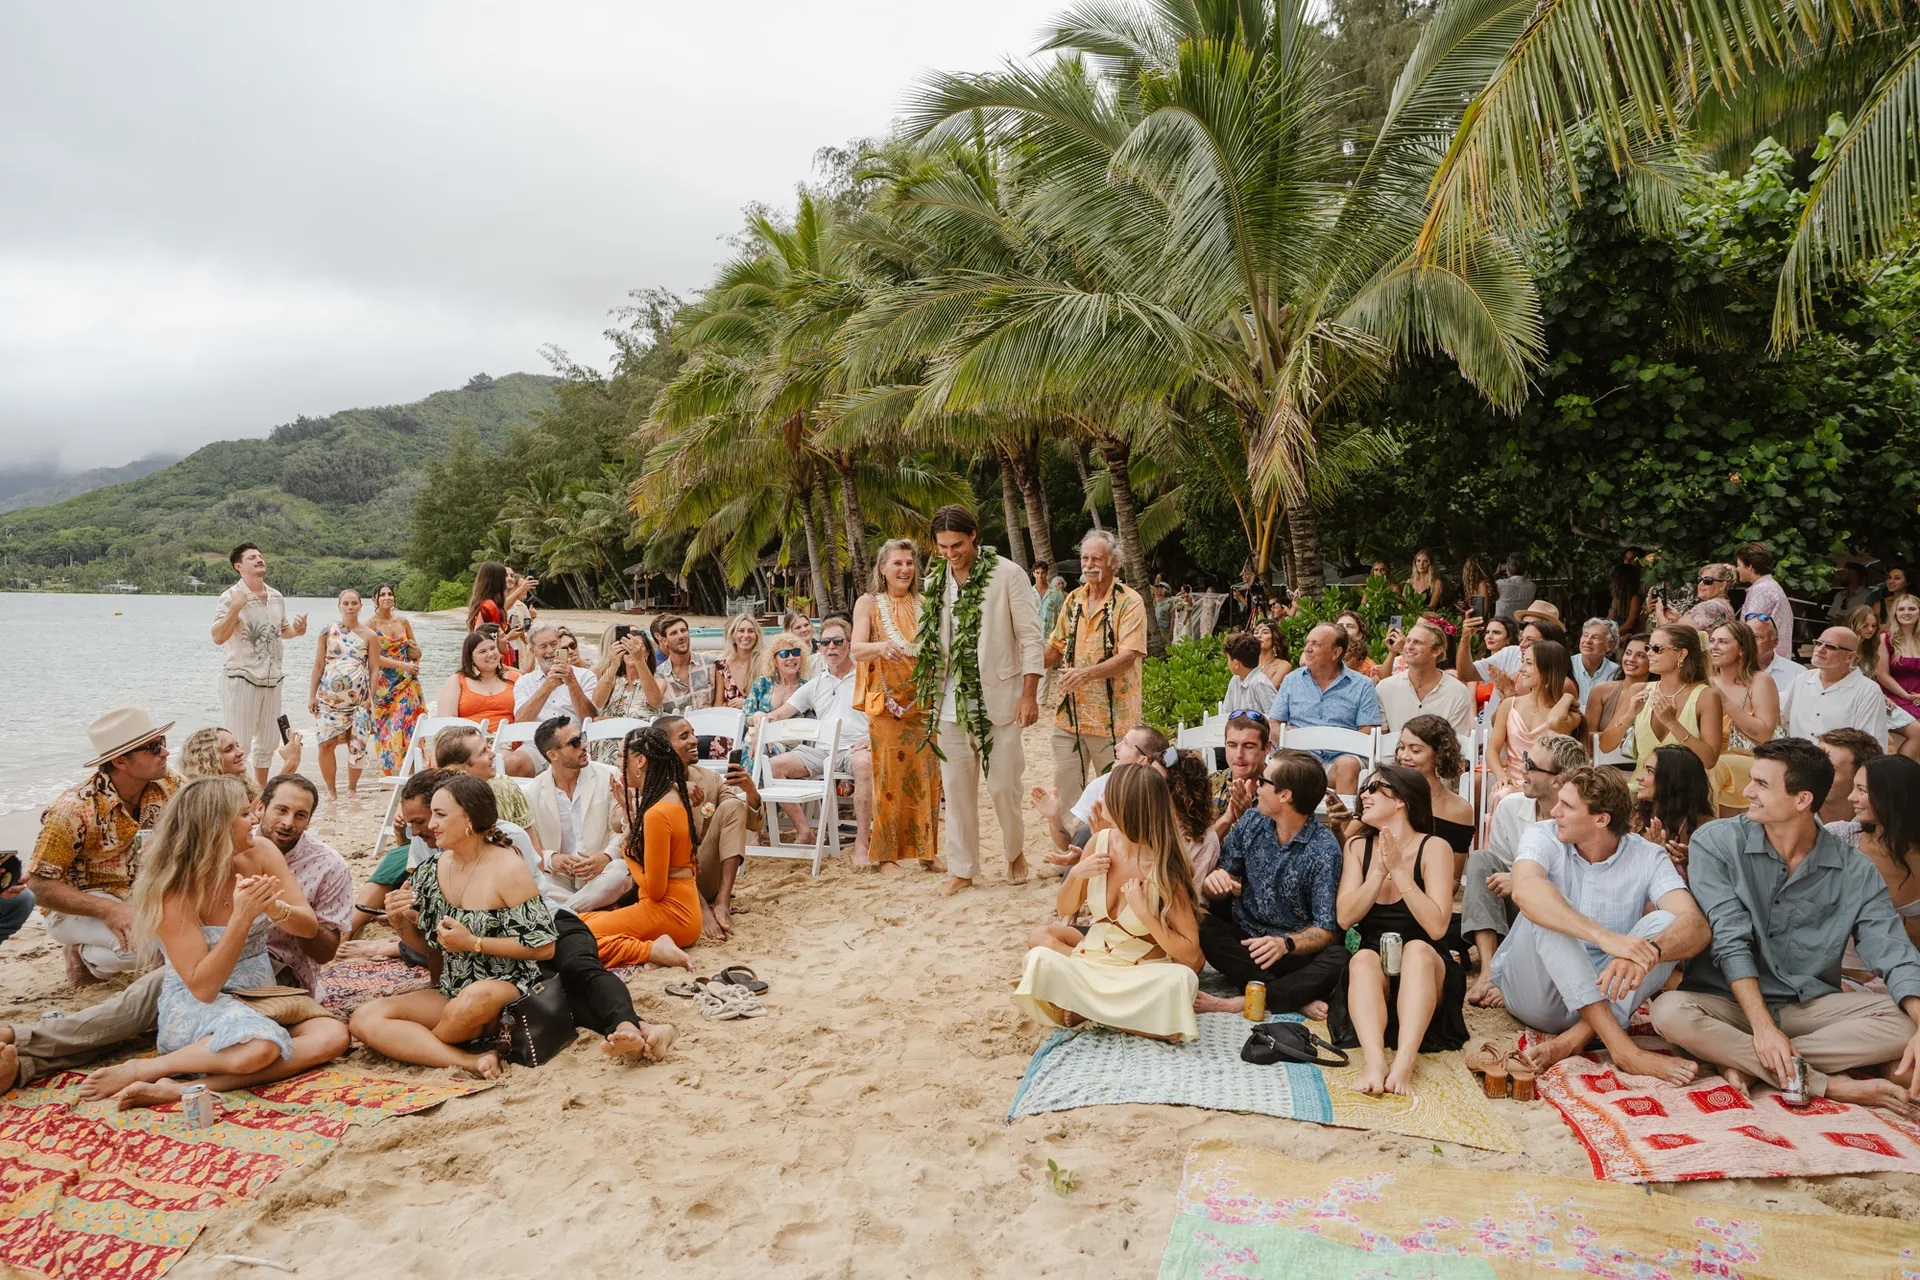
[1044,530,1148,814]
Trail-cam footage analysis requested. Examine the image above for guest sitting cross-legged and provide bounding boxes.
[527,715,633,914]
[81,776,350,1109]
[1493,766,1710,1083]
[348,775,559,1079]
[1016,764,1203,1042]
[579,728,702,971]
[1652,739,1920,1109]
[1328,764,1467,1096]
[1193,750,1349,1018]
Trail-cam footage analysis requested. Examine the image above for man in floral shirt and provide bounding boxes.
[1044,530,1147,814]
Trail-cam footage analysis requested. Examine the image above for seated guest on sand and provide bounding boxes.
[436,630,521,735]
[1818,727,1884,830]
[1194,750,1348,1018]
[1787,626,1889,746]
[763,617,873,861]
[83,775,349,1109]
[1032,724,1172,861]
[180,725,302,783]
[591,624,667,750]
[1328,764,1466,1095]
[580,728,701,971]
[32,708,182,983]
[1572,619,1621,702]
[1164,750,1221,879]
[1846,756,1920,949]
[349,775,558,1078]
[433,724,535,838]
[1601,624,1721,786]
[744,632,809,720]
[1493,766,1708,1083]
[1391,716,1476,857]
[1653,740,1920,1109]
[1632,745,1716,878]
[1707,619,1780,813]
[655,714,763,940]
[528,716,632,914]
[1207,710,1271,843]
[1268,625,1380,795]
[1222,632,1277,715]
[1586,634,1651,768]
[1463,733,1591,1007]
[1016,764,1202,1041]
[1488,640,1581,801]
[1254,619,1292,686]
[1376,621,1473,738]
[2,775,349,1096]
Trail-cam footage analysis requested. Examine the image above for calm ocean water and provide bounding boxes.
[0,593,468,819]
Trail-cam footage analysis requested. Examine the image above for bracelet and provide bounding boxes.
[268,899,291,924]
[1651,938,1663,959]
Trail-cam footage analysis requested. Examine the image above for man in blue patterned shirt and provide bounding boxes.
[1195,750,1348,1017]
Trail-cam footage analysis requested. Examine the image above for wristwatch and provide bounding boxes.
[1282,935,1296,956]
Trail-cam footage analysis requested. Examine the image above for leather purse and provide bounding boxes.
[500,974,575,1067]
[233,985,334,1026]
[1241,1020,1350,1068]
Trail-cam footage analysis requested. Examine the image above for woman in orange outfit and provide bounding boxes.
[582,726,701,970]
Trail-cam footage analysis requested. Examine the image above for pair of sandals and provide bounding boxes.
[1464,1038,1536,1102]
[666,966,769,1001]
[695,984,766,1020]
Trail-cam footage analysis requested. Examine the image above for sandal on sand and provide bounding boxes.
[1502,1051,1537,1102]
[696,984,766,1020]
[1463,1039,1507,1099]
[714,966,768,995]
[664,979,706,999]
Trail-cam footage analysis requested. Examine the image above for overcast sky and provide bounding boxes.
[0,0,1061,471]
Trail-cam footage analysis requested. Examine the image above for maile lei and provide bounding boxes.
[912,544,999,773]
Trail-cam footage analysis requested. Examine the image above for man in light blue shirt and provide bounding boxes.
[1268,624,1380,794]
[1572,619,1621,701]
[1493,765,1708,1082]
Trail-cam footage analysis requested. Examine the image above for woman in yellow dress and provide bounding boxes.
[1706,619,1780,815]
[851,538,942,874]
[1601,623,1724,805]
[1015,764,1203,1042]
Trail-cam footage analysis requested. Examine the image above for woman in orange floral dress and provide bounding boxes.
[851,539,941,874]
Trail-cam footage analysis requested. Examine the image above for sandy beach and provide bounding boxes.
[4,709,1918,1278]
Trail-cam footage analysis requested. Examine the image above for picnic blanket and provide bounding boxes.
[316,955,432,1016]
[1009,1012,1520,1153]
[1538,1051,1920,1183]
[1162,1136,1920,1279]
[0,1067,488,1280]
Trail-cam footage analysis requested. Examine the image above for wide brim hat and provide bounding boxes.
[85,707,174,768]
[1514,599,1563,625]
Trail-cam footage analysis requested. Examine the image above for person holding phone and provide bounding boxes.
[591,623,667,762]
[654,715,762,941]
[209,543,307,787]
[0,853,32,948]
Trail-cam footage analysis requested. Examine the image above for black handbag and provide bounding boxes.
[1241,1020,1349,1068]
[500,974,576,1067]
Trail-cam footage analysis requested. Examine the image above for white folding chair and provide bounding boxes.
[1177,712,1229,768]
[493,719,543,758]
[1279,725,1378,817]
[584,716,649,752]
[1592,728,1636,770]
[746,717,843,874]
[372,716,484,855]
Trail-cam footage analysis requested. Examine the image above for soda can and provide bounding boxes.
[180,1084,217,1128]
[1781,1056,1810,1107]
[1380,932,1403,977]
[1244,981,1267,1022]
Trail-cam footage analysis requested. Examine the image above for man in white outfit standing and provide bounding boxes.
[209,542,307,786]
[923,505,1044,896]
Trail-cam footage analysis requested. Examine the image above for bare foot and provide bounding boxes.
[1194,991,1245,1015]
[922,859,947,874]
[938,876,971,897]
[465,1050,502,1080]
[648,936,695,971]
[1007,854,1029,886]
[1824,1074,1917,1117]
[604,1022,675,1062]
[1300,1000,1329,1022]
[1061,1011,1085,1028]
[63,946,102,988]
[1383,1062,1418,1097]
[338,938,401,960]
[1721,1065,1753,1097]
[113,1078,187,1111]
[1520,1025,1591,1074]
[877,861,902,877]
[1465,978,1505,1009]
[0,1044,19,1094]
[1352,1064,1390,1095]
[80,1059,169,1100]
[1611,1043,1698,1087]
[700,903,729,943]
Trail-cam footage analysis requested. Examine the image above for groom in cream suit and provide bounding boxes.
[927,505,1044,895]
[527,715,631,913]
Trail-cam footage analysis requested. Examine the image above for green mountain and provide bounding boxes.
[0,453,182,514]
[0,372,557,595]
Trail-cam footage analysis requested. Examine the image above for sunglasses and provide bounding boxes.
[1695,576,1726,585]
[1358,781,1396,800]
[1647,643,1672,654]
[776,647,803,659]
[818,637,847,647]
[1226,709,1267,722]
[557,736,583,751]
[132,739,168,756]
[1524,760,1560,776]
[1813,639,1858,653]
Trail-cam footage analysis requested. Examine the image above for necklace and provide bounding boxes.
[912,546,1000,771]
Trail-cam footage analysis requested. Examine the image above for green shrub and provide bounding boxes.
[1141,637,1230,732]
[1279,577,1461,666]
[394,569,436,612]
[427,575,473,612]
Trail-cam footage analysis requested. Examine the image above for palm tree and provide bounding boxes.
[899,0,1543,591]
[1412,0,1919,343]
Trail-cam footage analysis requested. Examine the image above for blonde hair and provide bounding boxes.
[1102,763,1198,922]
[724,612,770,682]
[1888,592,1920,658]
[179,727,230,781]
[130,775,251,964]
[767,631,808,684]
[869,538,923,600]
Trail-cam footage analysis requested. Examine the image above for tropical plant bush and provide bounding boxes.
[1141,638,1231,734]
[427,575,473,613]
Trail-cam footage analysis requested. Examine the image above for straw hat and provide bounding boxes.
[85,707,174,768]
[1515,600,1563,625]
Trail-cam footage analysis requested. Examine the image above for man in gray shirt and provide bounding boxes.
[1653,739,1920,1112]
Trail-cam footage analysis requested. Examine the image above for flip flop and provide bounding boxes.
[664,979,706,999]
[695,987,743,1020]
[714,966,768,995]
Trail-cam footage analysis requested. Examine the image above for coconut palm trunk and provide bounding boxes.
[798,493,829,617]
[1096,432,1163,653]
[1286,501,1324,595]
[1008,441,1055,567]
[833,454,871,599]
[997,452,1030,569]
[1071,444,1104,530]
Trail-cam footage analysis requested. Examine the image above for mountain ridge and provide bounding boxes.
[0,453,183,514]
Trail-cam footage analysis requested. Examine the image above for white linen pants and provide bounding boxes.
[222,675,284,770]
[43,890,141,976]
[938,719,1025,881]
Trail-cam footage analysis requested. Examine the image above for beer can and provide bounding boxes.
[180,1083,217,1128]
[1781,1055,1810,1107]
[1244,981,1267,1022]
[1380,932,1403,977]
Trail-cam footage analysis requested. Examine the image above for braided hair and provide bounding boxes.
[620,725,692,873]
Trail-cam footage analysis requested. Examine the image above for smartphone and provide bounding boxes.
[613,624,634,642]
[726,745,746,772]
[276,713,291,745]
[0,852,21,893]
[1469,594,1487,618]
[1388,614,1404,632]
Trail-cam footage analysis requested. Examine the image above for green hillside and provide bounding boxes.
[0,372,557,596]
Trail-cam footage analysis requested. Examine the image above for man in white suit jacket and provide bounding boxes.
[927,505,1045,894]
[528,715,631,913]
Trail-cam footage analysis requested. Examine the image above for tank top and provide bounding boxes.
[457,670,519,730]
[1354,833,1442,950]
[1632,683,1705,768]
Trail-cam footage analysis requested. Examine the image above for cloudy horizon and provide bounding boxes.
[0,0,1059,472]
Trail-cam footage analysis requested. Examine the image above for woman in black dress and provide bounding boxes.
[1393,715,1477,865]
[1328,764,1467,1095]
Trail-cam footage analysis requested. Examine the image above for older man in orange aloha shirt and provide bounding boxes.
[1044,529,1148,814]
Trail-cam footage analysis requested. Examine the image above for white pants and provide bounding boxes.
[541,859,633,915]
[1493,909,1677,1036]
[222,675,284,770]
[937,719,1025,881]
[43,891,140,976]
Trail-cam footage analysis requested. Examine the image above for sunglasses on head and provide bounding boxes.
[1227,709,1267,722]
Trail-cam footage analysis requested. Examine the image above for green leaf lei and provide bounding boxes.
[912,544,999,774]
